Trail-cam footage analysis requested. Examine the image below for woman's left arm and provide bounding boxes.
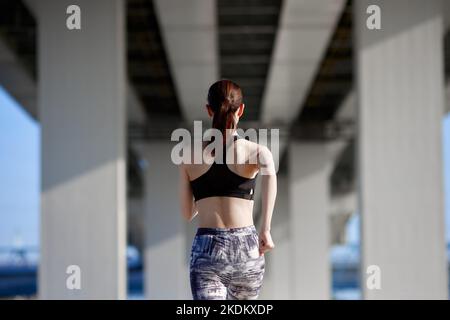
[179,165,198,221]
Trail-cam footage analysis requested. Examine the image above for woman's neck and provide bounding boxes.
[224,129,238,143]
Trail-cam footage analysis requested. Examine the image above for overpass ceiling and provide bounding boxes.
[0,0,182,122]
[3,0,448,130]
[152,0,218,123]
[295,0,353,127]
[286,0,353,196]
[261,0,345,126]
[0,0,36,79]
[296,0,450,131]
[218,0,283,121]
[127,0,181,120]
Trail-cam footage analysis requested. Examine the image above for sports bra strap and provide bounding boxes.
[190,134,257,202]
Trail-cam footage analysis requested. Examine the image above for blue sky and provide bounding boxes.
[0,86,40,248]
[0,85,450,248]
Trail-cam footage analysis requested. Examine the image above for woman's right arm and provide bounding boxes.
[257,145,277,256]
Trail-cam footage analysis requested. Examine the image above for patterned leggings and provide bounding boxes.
[190,225,265,300]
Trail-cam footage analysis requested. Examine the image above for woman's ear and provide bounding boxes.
[206,104,214,117]
[237,103,245,118]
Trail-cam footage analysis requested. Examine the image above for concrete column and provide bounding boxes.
[128,197,145,253]
[354,0,447,299]
[37,0,127,299]
[289,143,333,299]
[139,143,190,299]
[264,173,292,299]
[240,173,292,300]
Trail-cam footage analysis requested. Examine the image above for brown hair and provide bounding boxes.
[207,79,243,137]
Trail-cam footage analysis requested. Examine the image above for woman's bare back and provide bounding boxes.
[182,137,260,228]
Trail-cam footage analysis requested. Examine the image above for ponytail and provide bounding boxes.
[207,79,243,142]
[212,99,237,135]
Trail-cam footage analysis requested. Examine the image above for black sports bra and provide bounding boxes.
[190,135,257,201]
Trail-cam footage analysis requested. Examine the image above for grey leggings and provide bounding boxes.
[190,225,265,300]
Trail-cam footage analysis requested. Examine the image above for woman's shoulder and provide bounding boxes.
[237,137,271,154]
[177,141,215,171]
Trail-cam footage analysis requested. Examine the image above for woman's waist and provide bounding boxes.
[195,196,254,209]
[196,224,256,236]
[196,210,254,230]
[191,225,260,262]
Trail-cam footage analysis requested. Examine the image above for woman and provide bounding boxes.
[178,79,277,300]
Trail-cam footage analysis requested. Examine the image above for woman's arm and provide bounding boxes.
[178,165,198,221]
[257,145,277,255]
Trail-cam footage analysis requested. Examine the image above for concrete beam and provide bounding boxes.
[261,0,345,125]
[154,0,219,123]
[0,37,37,119]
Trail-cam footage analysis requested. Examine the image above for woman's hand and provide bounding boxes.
[258,230,275,256]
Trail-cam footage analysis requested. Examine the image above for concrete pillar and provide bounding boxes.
[268,173,294,299]
[128,197,145,253]
[139,143,190,299]
[354,0,448,299]
[37,0,127,299]
[289,143,333,299]
[238,173,292,300]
